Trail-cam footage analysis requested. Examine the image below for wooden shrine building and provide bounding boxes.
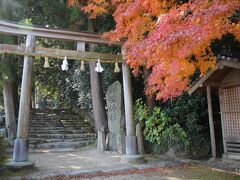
[189,57,240,160]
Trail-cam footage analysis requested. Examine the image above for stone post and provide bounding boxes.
[121,47,144,164]
[7,34,35,169]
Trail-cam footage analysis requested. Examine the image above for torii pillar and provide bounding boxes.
[121,47,145,164]
[7,34,35,169]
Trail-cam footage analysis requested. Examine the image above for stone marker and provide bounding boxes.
[106,81,125,153]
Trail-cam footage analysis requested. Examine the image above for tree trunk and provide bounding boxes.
[3,80,17,143]
[89,61,108,132]
[87,18,108,152]
[143,68,156,113]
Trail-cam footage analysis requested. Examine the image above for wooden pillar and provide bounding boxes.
[207,86,217,159]
[121,47,138,155]
[13,34,35,162]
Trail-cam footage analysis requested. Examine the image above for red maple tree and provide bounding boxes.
[69,0,240,100]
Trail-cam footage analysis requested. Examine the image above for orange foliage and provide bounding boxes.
[68,0,240,100]
[67,0,75,7]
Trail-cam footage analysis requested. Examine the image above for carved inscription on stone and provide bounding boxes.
[106,81,125,153]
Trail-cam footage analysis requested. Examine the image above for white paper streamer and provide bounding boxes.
[95,59,104,73]
[61,56,68,71]
[114,62,120,73]
[44,57,50,68]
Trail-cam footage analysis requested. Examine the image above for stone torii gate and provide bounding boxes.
[0,20,144,168]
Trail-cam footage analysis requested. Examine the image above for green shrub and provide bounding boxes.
[162,92,209,157]
[135,99,189,154]
[135,92,210,157]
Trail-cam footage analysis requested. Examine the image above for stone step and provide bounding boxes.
[29,126,90,131]
[61,122,88,126]
[30,123,61,126]
[31,117,58,120]
[61,125,89,128]
[29,137,96,144]
[30,140,95,149]
[61,123,89,127]
[31,109,60,113]
[60,117,82,120]
[29,125,64,129]
[30,121,86,125]
[31,116,59,119]
[30,121,61,124]
[30,133,96,139]
[29,109,95,150]
[29,129,91,134]
[61,124,89,127]
[31,118,59,121]
[29,127,65,130]
[30,120,62,123]
[32,116,59,119]
[60,119,87,122]
[32,114,58,117]
[31,118,85,121]
[64,127,92,130]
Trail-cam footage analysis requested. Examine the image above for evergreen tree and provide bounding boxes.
[0,0,24,142]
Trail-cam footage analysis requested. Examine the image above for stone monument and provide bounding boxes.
[106,81,125,154]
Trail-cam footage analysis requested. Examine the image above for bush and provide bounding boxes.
[162,92,210,157]
[135,99,189,154]
[134,94,210,157]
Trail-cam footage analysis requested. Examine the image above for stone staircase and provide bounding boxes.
[29,109,96,150]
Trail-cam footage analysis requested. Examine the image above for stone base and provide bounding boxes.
[13,139,29,161]
[208,157,217,162]
[6,160,35,170]
[125,136,138,155]
[121,154,145,164]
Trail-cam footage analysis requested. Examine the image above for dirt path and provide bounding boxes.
[1,146,240,180]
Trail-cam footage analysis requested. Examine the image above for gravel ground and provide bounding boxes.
[1,146,240,180]
[1,146,177,180]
